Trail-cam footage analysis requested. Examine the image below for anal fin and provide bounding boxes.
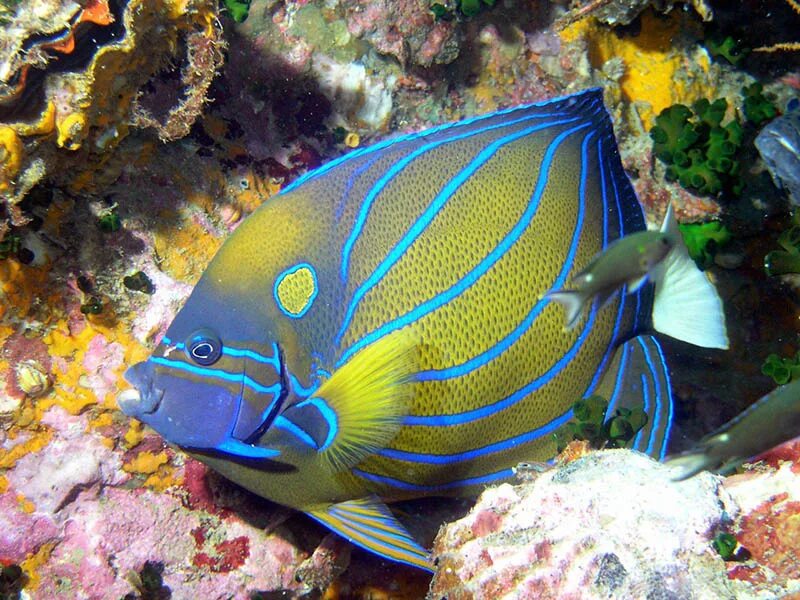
[593,335,674,459]
[307,496,433,571]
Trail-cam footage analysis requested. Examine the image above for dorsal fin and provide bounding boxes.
[307,496,433,571]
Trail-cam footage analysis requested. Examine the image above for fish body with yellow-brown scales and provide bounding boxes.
[119,88,728,570]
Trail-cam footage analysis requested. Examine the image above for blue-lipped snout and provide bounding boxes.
[119,361,163,416]
[119,357,243,451]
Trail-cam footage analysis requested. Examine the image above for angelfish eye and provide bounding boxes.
[185,329,222,366]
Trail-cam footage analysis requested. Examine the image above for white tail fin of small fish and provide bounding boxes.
[651,204,729,349]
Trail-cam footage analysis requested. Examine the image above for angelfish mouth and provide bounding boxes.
[117,386,163,416]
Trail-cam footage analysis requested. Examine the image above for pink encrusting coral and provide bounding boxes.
[430,449,800,599]
[0,409,308,598]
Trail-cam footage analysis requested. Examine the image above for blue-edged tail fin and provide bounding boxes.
[593,335,674,459]
[306,496,433,572]
[651,204,728,349]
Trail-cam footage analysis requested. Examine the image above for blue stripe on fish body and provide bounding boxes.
[377,408,573,465]
[336,118,597,367]
[123,89,676,569]
[338,110,578,286]
[336,114,588,346]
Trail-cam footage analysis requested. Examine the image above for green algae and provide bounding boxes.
[554,395,648,453]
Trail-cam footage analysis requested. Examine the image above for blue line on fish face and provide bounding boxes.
[280,88,602,194]
[150,356,282,397]
[289,373,319,397]
[337,111,578,288]
[337,117,598,368]
[416,128,598,382]
[274,415,318,449]
[336,117,591,354]
[296,397,338,451]
[352,466,515,493]
[377,408,574,464]
[161,336,281,370]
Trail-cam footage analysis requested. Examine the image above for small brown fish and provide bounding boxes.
[546,206,676,329]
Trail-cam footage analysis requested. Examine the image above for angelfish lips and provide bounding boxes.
[118,362,164,418]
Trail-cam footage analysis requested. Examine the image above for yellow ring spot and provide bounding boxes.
[275,264,318,318]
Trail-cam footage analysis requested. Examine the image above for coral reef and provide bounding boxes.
[0,0,225,235]
[430,449,800,599]
[0,0,798,596]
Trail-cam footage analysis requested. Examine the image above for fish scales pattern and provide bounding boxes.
[271,90,648,496]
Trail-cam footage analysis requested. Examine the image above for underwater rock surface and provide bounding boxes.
[430,449,800,599]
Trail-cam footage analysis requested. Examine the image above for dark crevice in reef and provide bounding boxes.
[0,0,128,123]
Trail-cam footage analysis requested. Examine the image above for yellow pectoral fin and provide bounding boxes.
[307,497,433,571]
[309,329,418,472]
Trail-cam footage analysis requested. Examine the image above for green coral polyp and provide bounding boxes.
[742,83,778,127]
[650,95,751,198]
[705,36,750,66]
[761,351,800,385]
[223,0,251,23]
[712,532,739,560]
[678,221,732,269]
[765,225,800,277]
[554,395,648,453]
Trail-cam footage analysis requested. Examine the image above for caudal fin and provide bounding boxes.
[651,205,729,349]
[546,289,588,330]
